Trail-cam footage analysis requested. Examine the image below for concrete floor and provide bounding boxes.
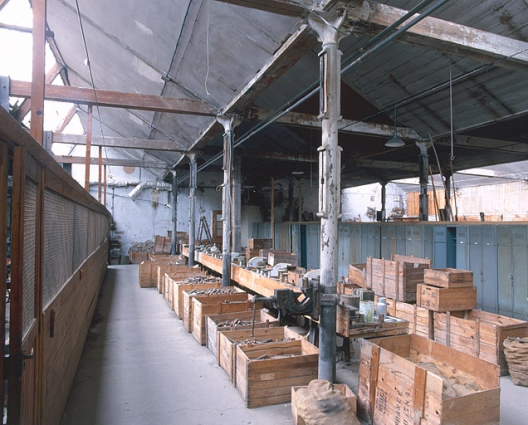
[61,265,527,425]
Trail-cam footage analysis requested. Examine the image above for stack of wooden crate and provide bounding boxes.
[166,275,221,319]
[358,334,500,424]
[366,255,431,302]
[417,268,477,312]
[206,309,279,356]
[246,238,272,263]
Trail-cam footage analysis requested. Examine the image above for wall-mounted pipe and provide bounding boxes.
[129,181,172,201]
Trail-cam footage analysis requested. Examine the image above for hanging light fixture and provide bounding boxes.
[385,105,405,148]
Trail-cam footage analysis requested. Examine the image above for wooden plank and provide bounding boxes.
[0,142,7,409]
[29,0,46,146]
[53,155,168,169]
[10,80,217,116]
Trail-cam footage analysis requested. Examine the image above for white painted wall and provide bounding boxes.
[342,183,407,222]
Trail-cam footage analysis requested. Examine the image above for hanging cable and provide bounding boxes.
[74,0,110,172]
[177,0,450,184]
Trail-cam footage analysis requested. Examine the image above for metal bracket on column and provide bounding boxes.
[320,292,338,307]
[317,144,342,219]
[0,76,10,111]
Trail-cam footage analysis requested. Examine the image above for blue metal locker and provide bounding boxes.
[350,224,361,264]
[380,225,391,260]
[305,223,320,269]
[406,224,423,258]
[511,227,528,320]
[338,224,352,280]
[423,225,433,262]
[396,225,406,255]
[456,226,469,270]
[481,227,498,313]
[433,226,448,268]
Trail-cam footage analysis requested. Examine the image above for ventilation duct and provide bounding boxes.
[129,181,172,201]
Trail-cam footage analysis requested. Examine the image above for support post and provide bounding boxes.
[84,105,92,192]
[98,146,102,202]
[30,0,46,145]
[380,181,387,222]
[217,115,237,287]
[188,153,197,266]
[103,165,107,207]
[232,156,242,253]
[271,177,275,248]
[444,171,452,221]
[171,171,178,255]
[309,10,349,383]
[417,141,429,221]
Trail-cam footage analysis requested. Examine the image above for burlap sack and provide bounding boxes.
[503,337,528,387]
[294,380,360,425]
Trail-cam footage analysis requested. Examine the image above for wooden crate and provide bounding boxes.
[130,252,148,264]
[218,327,301,383]
[358,334,500,424]
[424,268,474,288]
[259,248,284,260]
[245,248,260,263]
[248,238,272,249]
[163,268,207,304]
[385,298,432,339]
[434,309,528,375]
[291,383,357,425]
[366,256,430,302]
[148,254,185,263]
[157,265,205,294]
[235,339,319,408]
[336,304,409,339]
[169,279,221,319]
[268,252,298,267]
[348,263,366,288]
[206,310,279,356]
[417,283,477,312]
[182,287,245,333]
[192,296,251,345]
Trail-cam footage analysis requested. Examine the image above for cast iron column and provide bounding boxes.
[171,171,178,255]
[232,156,242,253]
[217,115,235,286]
[381,181,387,221]
[188,153,197,266]
[309,10,349,383]
[417,141,429,221]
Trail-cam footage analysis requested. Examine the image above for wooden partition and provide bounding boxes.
[0,107,110,424]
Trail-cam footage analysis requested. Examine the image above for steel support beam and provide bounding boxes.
[188,154,197,267]
[309,10,348,383]
[381,181,387,221]
[232,156,242,253]
[217,115,237,286]
[417,142,429,221]
[171,171,178,255]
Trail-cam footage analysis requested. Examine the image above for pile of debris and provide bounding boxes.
[129,240,155,254]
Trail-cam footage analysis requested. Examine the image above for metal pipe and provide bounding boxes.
[417,142,429,221]
[309,10,347,383]
[171,171,178,255]
[188,154,197,266]
[381,182,387,221]
[177,0,447,184]
[232,156,242,253]
[128,181,172,201]
[217,115,234,287]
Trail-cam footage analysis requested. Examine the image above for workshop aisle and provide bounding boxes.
[60,265,292,425]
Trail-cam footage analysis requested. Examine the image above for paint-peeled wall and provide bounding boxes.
[73,162,223,255]
[342,183,407,222]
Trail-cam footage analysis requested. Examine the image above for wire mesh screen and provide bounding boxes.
[43,190,75,306]
[73,204,89,271]
[22,179,37,337]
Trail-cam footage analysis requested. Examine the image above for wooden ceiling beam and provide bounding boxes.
[52,133,189,152]
[53,156,168,169]
[246,108,421,139]
[352,159,421,172]
[9,80,217,116]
